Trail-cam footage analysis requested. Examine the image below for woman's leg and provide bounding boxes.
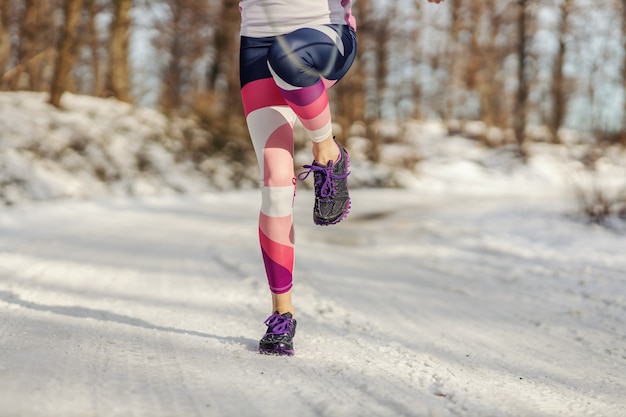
[267,25,357,226]
[240,36,298,316]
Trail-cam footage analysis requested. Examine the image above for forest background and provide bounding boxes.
[1,0,626,188]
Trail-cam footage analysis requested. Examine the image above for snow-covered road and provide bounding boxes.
[1,190,625,417]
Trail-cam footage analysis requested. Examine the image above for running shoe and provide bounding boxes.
[297,143,351,225]
[259,312,297,356]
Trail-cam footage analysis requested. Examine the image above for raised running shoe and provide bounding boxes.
[297,143,351,225]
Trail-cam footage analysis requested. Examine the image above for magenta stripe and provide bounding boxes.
[261,248,293,294]
[280,81,325,107]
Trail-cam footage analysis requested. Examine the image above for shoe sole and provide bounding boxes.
[314,200,351,226]
[259,346,294,356]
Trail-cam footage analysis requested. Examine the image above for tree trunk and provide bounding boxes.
[410,0,423,120]
[105,0,132,102]
[477,0,505,131]
[622,0,626,144]
[444,0,463,122]
[159,2,184,112]
[14,0,56,90]
[16,0,38,89]
[157,0,213,113]
[206,0,250,165]
[0,1,11,90]
[513,0,529,159]
[366,15,392,161]
[549,0,572,144]
[86,0,104,96]
[334,0,368,138]
[211,0,241,123]
[334,0,380,160]
[160,46,183,112]
[49,0,84,108]
[0,1,10,88]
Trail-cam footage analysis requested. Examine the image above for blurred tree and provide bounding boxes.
[334,0,368,140]
[549,0,573,144]
[334,0,376,160]
[368,5,394,161]
[105,0,132,102]
[513,0,530,158]
[622,0,626,144]
[476,0,508,130]
[12,0,57,90]
[443,0,465,122]
[199,0,257,178]
[0,1,10,88]
[409,0,424,121]
[443,0,516,138]
[205,0,242,133]
[83,0,107,96]
[0,0,623,157]
[49,0,84,107]
[154,0,212,113]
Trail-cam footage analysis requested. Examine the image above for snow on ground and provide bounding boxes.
[1,92,626,416]
[1,190,625,417]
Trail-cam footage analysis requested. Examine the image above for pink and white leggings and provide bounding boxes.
[239,25,357,294]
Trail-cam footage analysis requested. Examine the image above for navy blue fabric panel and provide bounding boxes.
[240,36,275,88]
[240,25,356,89]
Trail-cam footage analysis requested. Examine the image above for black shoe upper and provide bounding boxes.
[259,312,297,355]
[298,144,351,225]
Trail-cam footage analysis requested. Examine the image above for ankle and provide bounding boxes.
[272,305,294,317]
[313,140,340,165]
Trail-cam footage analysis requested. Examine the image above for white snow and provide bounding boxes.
[1,92,626,416]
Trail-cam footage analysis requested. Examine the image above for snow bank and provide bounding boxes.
[0,92,224,204]
[2,92,626,226]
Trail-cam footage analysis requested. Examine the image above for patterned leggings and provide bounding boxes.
[239,25,356,294]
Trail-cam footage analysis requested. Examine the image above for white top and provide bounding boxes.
[239,0,356,37]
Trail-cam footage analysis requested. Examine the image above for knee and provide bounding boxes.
[263,162,295,188]
[261,184,296,218]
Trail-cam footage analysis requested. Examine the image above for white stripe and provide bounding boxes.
[261,185,295,217]
[246,106,297,175]
[308,124,333,143]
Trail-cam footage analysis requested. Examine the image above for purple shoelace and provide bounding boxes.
[297,161,350,199]
[264,313,294,335]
